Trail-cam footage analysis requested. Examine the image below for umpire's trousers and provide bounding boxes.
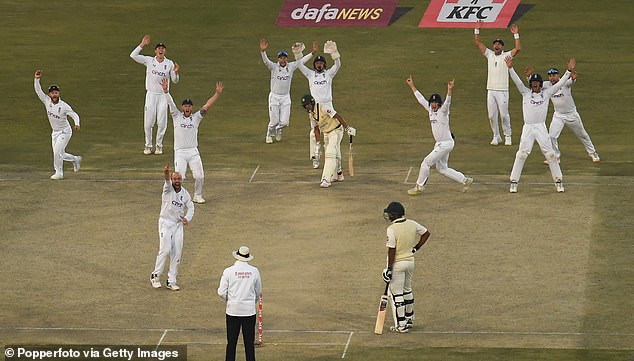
[225,314,256,361]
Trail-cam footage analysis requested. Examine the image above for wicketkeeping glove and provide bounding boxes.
[382,268,392,283]
[346,126,356,136]
[292,42,305,60]
[324,40,340,60]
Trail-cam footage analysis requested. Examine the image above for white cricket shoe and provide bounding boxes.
[73,156,82,172]
[154,145,163,155]
[407,184,424,196]
[166,281,180,291]
[275,131,282,142]
[265,136,273,144]
[505,136,512,146]
[509,181,518,193]
[143,147,152,155]
[490,136,502,145]
[463,177,474,192]
[50,173,63,180]
[334,171,344,182]
[320,179,331,188]
[193,196,206,204]
[590,152,600,164]
[311,157,319,169]
[389,325,409,333]
[150,274,161,289]
[555,180,565,193]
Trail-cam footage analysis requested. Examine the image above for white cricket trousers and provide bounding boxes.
[389,259,415,328]
[549,111,596,158]
[415,140,467,187]
[51,130,78,176]
[321,127,343,182]
[511,123,562,182]
[487,90,512,138]
[144,91,168,149]
[267,92,291,136]
[175,147,204,199]
[153,218,184,284]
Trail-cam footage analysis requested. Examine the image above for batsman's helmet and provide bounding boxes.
[301,94,315,108]
[313,55,327,68]
[528,73,543,87]
[384,201,405,221]
[428,93,443,105]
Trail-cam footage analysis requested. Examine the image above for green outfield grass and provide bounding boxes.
[0,1,632,360]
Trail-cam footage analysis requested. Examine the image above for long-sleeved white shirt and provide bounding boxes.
[509,68,571,125]
[543,78,577,115]
[484,49,512,91]
[298,57,341,104]
[261,51,311,96]
[130,46,179,94]
[218,261,262,317]
[165,93,205,150]
[159,180,194,224]
[34,79,80,132]
[413,91,453,142]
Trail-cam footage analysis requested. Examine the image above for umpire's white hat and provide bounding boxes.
[233,246,254,261]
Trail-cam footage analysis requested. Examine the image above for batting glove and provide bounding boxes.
[382,268,392,283]
[346,126,356,136]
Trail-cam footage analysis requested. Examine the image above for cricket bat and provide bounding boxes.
[348,135,354,177]
[374,282,390,334]
[255,293,263,346]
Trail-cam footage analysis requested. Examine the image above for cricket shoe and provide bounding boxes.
[193,196,206,204]
[405,319,414,330]
[590,152,600,164]
[166,281,180,291]
[50,173,63,180]
[555,180,565,193]
[463,177,473,192]
[311,157,319,169]
[73,156,82,172]
[320,179,331,188]
[333,171,344,182]
[509,181,518,193]
[389,325,409,333]
[154,145,163,155]
[543,157,560,165]
[275,131,282,142]
[490,136,502,145]
[407,184,424,196]
[143,147,152,155]
[150,274,161,289]
[265,136,273,144]
[505,136,512,146]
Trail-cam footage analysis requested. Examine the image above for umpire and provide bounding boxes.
[218,246,263,361]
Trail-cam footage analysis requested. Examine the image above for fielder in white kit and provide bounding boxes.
[474,21,521,146]
[130,35,179,155]
[506,57,576,193]
[405,76,473,196]
[259,38,315,144]
[34,70,82,180]
[150,164,194,291]
[161,79,224,204]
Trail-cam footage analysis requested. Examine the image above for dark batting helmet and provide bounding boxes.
[301,94,315,108]
[528,73,543,86]
[428,93,443,105]
[384,201,405,221]
[313,55,327,68]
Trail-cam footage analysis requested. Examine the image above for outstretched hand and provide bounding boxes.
[141,35,151,47]
[524,66,533,77]
[567,57,576,72]
[510,23,519,34]
[504,56,513,68]
[174,62,179,74]
[260,38,268,51]
[448,79,455,90]
[35,70,42,79]
[406,75,415,89]
[312,40,318,54]
[215,81,224,94]
[160,79,169,93]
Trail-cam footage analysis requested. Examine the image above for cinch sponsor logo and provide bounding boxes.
[277,0,397,27]
[419,0,522,29]
[48,111,62,119]
[313,79,328,85]
[180,123,195,129]
[552,93,564,98]
[152,70,167,77]
[171,200,183,207]
[276,75,291,81]
[530,99,544,106]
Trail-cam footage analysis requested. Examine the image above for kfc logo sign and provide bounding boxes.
[277,0,398,27]
[419,0,522,28]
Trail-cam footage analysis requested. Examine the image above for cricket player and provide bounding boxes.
[298,40,354,180]
[301,94,354,188]
[130,35,179,155]
[34,70,82,180]
[150,164,194,291]
[381,202,430,333]
[474,21,521,146]
[260,38,316,144]
[506,57,576,193]
[525,67,599,164]
[161,79,224,204]
[405,76,473,196]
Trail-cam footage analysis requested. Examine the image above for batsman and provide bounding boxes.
[382,202,430,333]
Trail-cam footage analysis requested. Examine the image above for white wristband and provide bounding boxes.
[514,33,520,39]
[474,28,480,35]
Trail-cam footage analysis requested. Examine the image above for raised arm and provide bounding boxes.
[201,81,224,112]
[473,21,487,55]
[163,164,170,181]
[545,58,575,95]
[260,38,276,70]
[324,40,341,77]
[442,79,454,112]
[34,70,47,103]
[407,75,430,111]
[505,57,528,94]
[130,35,151,64]
[509,24,521,57]
[161,79,180,116]
[171,62,179,84]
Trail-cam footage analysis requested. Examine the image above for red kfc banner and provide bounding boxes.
[419,0,521,28]
[276,0,398,27]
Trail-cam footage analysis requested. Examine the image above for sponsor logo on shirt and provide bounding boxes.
[530,99,544,106]
[171,200,184,208]
[152,70,168,77]
[313,79,328,85]
[235,271,252,279]
[48,111,62,119]
[552,93,564,98]
[276,75,291,81]
[180,123,195,129]
[276,0,398,27]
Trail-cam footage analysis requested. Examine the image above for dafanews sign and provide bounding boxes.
[276,0,398,27]
[419,0,521,28]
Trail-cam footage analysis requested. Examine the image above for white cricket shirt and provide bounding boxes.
[261,51,311,96]
[130,46,179,94]
[414,91,453,142]
[166,93,205,150]
[543,79,577,114]
[34,79,80,132]
[484,49,512,91]
[218,261,263,317]
[298,58,341,104]
[509,68,572,125]
[159,181,194,223]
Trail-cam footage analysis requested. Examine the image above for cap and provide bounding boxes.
[155,42,167,49]
[547,68,559,75]
[232,246,254,261]
[277,51,288,58]
[493,38,505,46]
[48,85,60,93]
[428,93,443,104]
[182,98,193,106]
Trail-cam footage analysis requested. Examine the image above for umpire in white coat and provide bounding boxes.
[218,246,262,361]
